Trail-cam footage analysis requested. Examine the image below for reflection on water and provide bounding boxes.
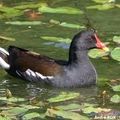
[0,75,98,104]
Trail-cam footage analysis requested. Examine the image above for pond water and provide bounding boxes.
[0,0,120,119]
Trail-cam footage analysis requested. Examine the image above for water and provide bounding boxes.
[0,0,120,119]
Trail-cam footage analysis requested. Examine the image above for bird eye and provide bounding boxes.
[91,35,96,41]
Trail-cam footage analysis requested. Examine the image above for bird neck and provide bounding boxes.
[68,47,90,65]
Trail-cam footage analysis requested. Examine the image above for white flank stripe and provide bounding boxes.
[16,69,54,81]
[35,72,54,79]
[25,69,54,80]
[0,47,9,55]
[0,57,10,69]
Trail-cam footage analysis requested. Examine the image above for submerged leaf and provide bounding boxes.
[110,94,120,103]
[111,47,120,61]
[47,92,80,103]
[38,6,83,14]
[46,108,89,120]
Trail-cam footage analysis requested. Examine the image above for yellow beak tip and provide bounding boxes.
[103,47,109,52]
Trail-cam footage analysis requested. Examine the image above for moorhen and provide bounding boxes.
[0,30,108,87]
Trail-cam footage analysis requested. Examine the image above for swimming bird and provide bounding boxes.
[0,29,108,87]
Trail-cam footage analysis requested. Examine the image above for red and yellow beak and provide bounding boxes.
[94,33,109,52]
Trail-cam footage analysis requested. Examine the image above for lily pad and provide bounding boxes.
[110,94,120,103]
[113,36,120,44]
[88,49,109,58]
[111,47,120,61]
[38,5,83,14]
[41,36,71,44]
[46,108,89,120]
[111,85,120,92]
[5,21,45,25]
[47,92,80,103]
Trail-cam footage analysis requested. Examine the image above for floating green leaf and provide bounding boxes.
[92,0,114,4]
[22,112,42,120]
[116,4,120,8]
[0,116,11,120]
[111,85,120,92]
[111,47,120,61]
[0,97,26,102]
[113,36,120,44]
[88,49,109,58]
[41,36,71,44]
[49,19,85,29]
[47,92,80,103]
[83,104,111,114]
[82,103,112,114]
[110,94,120,103]
[60,22,85,29]
[49,19,60,24]
[0,6,23,19]
[87,4,114,10]
[0,35,15,41]
[83,106,98,114]
[14,2,45,9]
[46,108,89,120]
[20,104,39,109]
[5,107,28,116]
[56,103,81,111]
[0,3,47,19]
[38,5,83,14]
[5,21,45,25]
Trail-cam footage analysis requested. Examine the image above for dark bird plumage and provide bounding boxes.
[0,30,108,87]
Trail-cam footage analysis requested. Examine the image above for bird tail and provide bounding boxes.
[0,47,10,70]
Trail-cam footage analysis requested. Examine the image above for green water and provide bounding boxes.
[0,0,120,119]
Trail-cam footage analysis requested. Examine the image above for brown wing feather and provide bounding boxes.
[12,50,62,76]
